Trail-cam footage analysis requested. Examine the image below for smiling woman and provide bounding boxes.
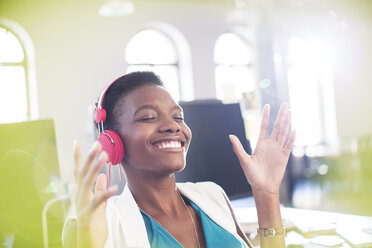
[115,83,191,174]
[62,71,295,248]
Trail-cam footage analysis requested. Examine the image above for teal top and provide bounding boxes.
[140,198,246,248]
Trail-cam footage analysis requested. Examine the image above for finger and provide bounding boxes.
[89,185,118,211]
[229,135,250,166]
[258,104,270,141]
[284,130,296,156]
[270,102,288,141]
[278,110,291,147]
[81,151,108,194]
[74,140,82,183]
[95,173,107,195]
[78,142,101,184]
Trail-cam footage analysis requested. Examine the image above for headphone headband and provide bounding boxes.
[94,76,125,181]
[96,76,121,110]
[95,77,121,124]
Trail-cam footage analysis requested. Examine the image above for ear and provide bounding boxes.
[98,130,124,165]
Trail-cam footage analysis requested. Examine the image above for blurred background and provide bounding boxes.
[0,0,372,246]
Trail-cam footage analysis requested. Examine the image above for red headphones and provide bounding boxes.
[94,79,125,165]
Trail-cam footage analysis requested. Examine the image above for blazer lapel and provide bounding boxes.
[177,182,236,235]
[112,182,236,247]
[116,184,151,248]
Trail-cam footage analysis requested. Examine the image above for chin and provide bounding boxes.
[160,161,186,175]
[174,163,186,173]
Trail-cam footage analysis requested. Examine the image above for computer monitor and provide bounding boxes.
[0,119,63,247]
[176,100,252,199]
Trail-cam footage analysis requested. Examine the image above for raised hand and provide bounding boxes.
[230,102,296,195]
[73,141,118,248]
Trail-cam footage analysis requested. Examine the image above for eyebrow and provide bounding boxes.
[133,104,183,116]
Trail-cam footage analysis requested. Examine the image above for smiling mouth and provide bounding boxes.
[152,140,185,151]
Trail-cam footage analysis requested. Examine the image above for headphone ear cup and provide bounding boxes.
[97,130,124,165]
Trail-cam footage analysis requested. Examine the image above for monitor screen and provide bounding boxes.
[176,100,252,199]
[0,119,63,247]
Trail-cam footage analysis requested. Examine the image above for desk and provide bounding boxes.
[232,205,372,248]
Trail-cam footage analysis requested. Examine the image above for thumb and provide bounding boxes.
[229,135,250,166]
[95,173,107,195]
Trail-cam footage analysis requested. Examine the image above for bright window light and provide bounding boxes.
[125,29,180,101]
[126,29,177,65]
[214,32,260,149]
[214,32,256,102]
[214,33,253,65]
[288,37,332,74]
[288,66,322,146]
[0,27,24,63]
[288,37,337,148]
[0,26,28,123]
[0,66,27,123]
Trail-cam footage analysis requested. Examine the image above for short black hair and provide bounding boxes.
[101,71,164,131]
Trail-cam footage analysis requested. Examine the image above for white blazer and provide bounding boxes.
[64,181,250,248]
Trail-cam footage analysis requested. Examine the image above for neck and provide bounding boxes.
[124,166,183,217]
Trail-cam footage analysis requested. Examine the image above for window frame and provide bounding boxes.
[285,36,338,150]
[125,22,194,101]
[0,18,38,122]
[213,30,259,103]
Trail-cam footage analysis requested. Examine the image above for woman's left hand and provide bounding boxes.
[230,102,296,195]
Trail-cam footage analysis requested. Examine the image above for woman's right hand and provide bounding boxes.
[74,141,118,248]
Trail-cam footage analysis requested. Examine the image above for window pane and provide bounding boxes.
[127,65,180,101]
[288,65,322,146]
[126,29,177,64]
[215,65,255,101]
[0,66,28,123]
[0,27,24,63]
[214,33,253,65]
[287,36,337,148]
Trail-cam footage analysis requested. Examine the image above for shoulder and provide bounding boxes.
[177,181,229,207]
[177,181,225,194]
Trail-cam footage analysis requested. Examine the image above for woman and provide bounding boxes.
[63,71,295,248]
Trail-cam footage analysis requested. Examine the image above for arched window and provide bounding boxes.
[0,20,37,123]
[287,37,338,148]
[214,31,261,149]
[214,32,257,103]
[125,25,193,102]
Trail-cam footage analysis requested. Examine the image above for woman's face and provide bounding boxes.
[116,84,191,175]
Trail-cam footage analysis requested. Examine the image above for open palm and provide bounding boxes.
[73,142,118,248]
[230,103,296,194]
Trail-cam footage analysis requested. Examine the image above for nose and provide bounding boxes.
[159,118,181,133]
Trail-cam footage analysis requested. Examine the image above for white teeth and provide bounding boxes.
[156,141,181,149]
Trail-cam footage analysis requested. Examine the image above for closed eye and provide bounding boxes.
[174,117,184,122]
[139,117,156,122]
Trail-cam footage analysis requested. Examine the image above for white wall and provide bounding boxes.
[1,0,371,184]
